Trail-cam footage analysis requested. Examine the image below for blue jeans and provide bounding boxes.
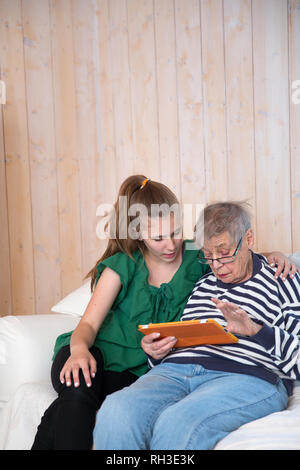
[93,363,288,450]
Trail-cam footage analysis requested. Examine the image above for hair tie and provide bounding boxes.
[140,178,150,189]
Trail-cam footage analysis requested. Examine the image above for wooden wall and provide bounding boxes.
[0,0,299,316]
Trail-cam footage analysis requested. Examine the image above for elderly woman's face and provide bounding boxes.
[203,230,254,284]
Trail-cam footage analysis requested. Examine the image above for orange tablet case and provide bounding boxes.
[138,319,238,348]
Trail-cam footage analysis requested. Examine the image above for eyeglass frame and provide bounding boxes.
[198,235,244,265]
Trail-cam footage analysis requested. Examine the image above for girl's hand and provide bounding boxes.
[266,251,299,281]
[59,347,97,388]
[141,332,177,360]
[59,266,121,389]
[211,298,262,337]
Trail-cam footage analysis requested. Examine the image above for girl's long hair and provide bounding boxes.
[86,175,179,291]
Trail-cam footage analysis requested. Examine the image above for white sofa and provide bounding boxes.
[1,254,300,450]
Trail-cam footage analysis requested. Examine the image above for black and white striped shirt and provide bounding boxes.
[149,253,300,396]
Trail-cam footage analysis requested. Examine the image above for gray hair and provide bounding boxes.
[203,201,252,244]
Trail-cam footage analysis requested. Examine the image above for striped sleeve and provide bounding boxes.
[253,274,300,378]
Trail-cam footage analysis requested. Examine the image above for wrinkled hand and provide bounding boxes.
[211,298,262,337]
[59,347,97,388]
[266,252,300,280]
[141,332,177,360]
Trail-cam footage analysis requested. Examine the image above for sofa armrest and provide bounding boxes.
[0,314,80,406]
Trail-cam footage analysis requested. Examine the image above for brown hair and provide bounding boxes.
[86,174,180,291]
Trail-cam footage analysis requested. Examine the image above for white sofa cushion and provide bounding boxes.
[0,382,56,450]
[51,281,92,317]
[0,314,80,406]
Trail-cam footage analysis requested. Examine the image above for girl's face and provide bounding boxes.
[142,214,183,263]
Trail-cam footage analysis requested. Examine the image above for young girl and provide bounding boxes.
[31,175,297,450]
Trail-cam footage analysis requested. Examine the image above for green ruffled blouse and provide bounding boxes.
[53,242,209,377]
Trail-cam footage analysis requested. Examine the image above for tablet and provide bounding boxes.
[138,319,238,348]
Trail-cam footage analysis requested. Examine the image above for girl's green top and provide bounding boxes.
[53,241,209,377]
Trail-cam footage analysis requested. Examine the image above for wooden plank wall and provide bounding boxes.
[0,0,299,316]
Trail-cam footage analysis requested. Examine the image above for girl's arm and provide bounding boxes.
[60,266,121,387]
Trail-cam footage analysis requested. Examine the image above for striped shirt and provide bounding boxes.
[149,253,300,396]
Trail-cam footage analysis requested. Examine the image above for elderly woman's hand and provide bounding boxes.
[266,252,300,280]
[211,298,262,337]
[141,332,177,360]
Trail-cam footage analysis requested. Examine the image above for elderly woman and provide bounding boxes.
[93,202,300,450]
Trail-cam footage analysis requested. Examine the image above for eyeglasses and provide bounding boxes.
[198,236,243,265]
